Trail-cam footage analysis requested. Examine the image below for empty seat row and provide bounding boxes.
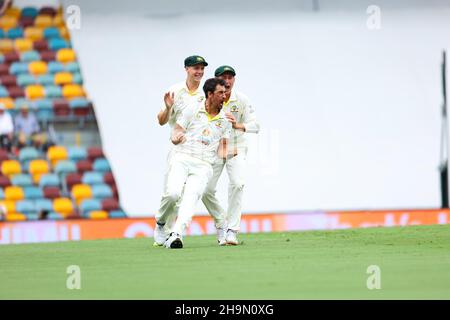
[0,197,119,215]
[3,7,61,19]
[0,98,90,113]
[0,61,80,76]
[0,22,69,40]
[0,185,57,199]
[47,146,108,166]
[0,38,70,53]
[0,83,85,99]
[1,197,75,216]
[0,28,68,41]
[0,45,71,64]
[1,157,111,176]
[0,182,115,201]
[0,170,115,188]
[2,209,127,222]
[0,72,82,87]
[0,185,63,201]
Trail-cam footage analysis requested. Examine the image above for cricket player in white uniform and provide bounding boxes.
[164,78,233,249]
[154,55,226,246]
[202,66,260,245]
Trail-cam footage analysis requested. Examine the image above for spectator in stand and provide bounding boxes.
[14,104,46,150]
[0,103,14,152]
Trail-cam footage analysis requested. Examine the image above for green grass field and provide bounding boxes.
[1,224,450,299]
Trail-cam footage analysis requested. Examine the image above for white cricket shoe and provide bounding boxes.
[164,232,183,249]
[217,228,227,246]
[225,229,239,246]
[153,223,168,247]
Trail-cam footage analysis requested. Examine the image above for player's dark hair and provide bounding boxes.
[203,78,226,98]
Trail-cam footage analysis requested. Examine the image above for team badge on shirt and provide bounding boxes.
[230,105,239,113]
[200,129,212,146]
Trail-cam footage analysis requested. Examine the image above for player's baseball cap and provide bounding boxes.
[215,65,236,77]
[184,55,208,67]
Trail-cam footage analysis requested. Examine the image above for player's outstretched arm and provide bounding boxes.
[157,92,174,126]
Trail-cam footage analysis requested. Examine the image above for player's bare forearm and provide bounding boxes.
[233,123,246,132]
[157,108,171,126]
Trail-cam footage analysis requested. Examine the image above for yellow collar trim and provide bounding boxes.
[206,112,221,122]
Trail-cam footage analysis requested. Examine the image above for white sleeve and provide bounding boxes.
[242,97,260,134]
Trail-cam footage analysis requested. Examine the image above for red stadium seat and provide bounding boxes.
[0,175,11,188]
[39,7,57,17]
[0,75,16,87]
[0,64,10,76]
[111,184,119,200]
[103,172,115,186]
[76,160,93,174]
[101,198,119,211]
[4,51,20,63]
[19,16,35,28]
[43,186,61,199]
[65,173,82,190]
[7,86,25,98]
[87,147,104,162]
[40,50,56,62]
[0,149,9,162]
[33,39,49,51]
[53,99,70,116]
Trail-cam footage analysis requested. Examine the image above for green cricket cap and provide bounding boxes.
[184,55,208,67]
[214,65,236,77]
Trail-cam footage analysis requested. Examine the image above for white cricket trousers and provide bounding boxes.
[156,150,225,230]
[157,152,216,236]
[202,149,247,231]
[155,148,177,230]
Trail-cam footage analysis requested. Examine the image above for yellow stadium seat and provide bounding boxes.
[0,200,16,213]
[0,16,17,29]
[4,7,21,19]
[5,186,25,201]
[24,27,44,41]
[71,184,92,205]
[6,213,26,222]
[59,26,70,40]
[29,159,50,183]
[56,48,75,63]
[62,84,85,98]
[89,210,108,219]
[28,61,48,75]
[26,85,45,100]
[53,198,74,217]
[0,39,14,53]
[1,160,21,176]
[35,15,53,28]
[47,146,68,167]
[0,97,14,110]
[14,38,33,52]
[52,14,65,27]
[54,72,73,85]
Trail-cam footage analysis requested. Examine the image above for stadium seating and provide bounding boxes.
[0,6,124,221]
